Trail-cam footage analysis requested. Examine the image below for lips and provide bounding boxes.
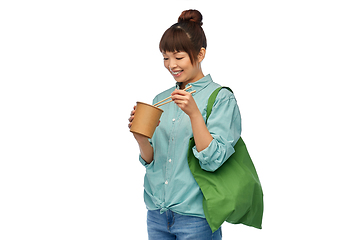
[170,69,183,77]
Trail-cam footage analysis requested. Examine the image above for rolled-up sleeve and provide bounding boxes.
[138,138,154,168]
[192,89,241,172]
[139,154,152,167]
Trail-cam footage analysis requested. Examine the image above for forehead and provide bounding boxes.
[162,51,188,56]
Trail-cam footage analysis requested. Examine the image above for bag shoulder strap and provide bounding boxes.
[206,86,233,122]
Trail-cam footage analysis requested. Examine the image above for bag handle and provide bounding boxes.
[206,87,233,123]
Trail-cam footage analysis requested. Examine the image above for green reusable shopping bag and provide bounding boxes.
[187,87,264,232]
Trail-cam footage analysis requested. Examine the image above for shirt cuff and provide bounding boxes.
[139,154,154,168]
[192,139,216,165]
[192,136,235,172]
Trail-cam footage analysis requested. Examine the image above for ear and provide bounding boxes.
[197,48,206,63]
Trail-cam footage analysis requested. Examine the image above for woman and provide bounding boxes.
[128,9,241,240]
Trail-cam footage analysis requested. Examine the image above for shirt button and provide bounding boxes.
[169,159,172,163]
[172,118,176,122]
[165,181,168,185]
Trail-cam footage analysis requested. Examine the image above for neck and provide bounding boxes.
[179,71,205,89]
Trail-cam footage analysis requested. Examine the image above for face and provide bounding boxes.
[162,50,205,87]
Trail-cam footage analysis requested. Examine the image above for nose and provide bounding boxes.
[168,59,177,70]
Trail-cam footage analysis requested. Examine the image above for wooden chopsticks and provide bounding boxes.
[153,85,196,108]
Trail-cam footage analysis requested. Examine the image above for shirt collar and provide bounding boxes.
[175,74,213,94]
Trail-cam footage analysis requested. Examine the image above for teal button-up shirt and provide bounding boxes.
[139,74,241,218]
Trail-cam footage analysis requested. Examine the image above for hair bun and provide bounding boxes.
[178,9,203,26]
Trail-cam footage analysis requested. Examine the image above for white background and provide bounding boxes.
[1,0,359,239]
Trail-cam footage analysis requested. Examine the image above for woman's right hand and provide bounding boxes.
[128,105,149,142]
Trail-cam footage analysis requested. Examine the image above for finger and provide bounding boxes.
[171,93,188,101]
[173,99,187,108]
[129,114,134,121]
[171,89,189,96]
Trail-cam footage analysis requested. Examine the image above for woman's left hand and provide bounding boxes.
[171,89,199,117]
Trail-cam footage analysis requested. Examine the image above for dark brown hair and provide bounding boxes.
[159,9,207,65]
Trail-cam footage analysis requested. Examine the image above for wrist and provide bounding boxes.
[134,133,149,143]
[188,108,202,120]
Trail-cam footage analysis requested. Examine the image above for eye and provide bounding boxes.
[163,57,169,61]
[176,57,184,60]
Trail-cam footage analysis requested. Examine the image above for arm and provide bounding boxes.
[193,92,241,171]
[129,106,154,164]
[172,89,241,172]
[189,110,213,152]
[134,134,154,164]
[171,89,213,152]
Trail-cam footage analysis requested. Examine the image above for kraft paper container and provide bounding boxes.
[130,102,164,138]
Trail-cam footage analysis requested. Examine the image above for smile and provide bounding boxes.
[170,69,183,76]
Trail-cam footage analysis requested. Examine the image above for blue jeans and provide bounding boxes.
[147,209,222,240]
